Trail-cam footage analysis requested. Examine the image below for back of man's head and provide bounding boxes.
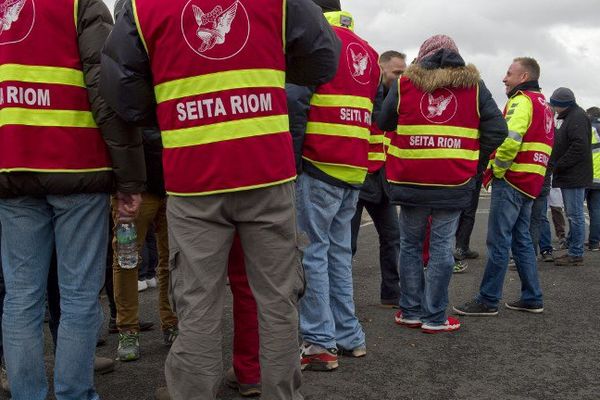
[513,57,540,81]
[312,0,341,12]
[587,106,600,121]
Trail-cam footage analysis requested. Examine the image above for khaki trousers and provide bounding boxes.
[112,193,178,332]
[164,182,304,400]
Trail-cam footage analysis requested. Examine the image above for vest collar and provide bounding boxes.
[324,11,354,31]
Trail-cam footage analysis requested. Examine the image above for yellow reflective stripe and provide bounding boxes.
[520,142,552,155]
[303,156,367,184]
[368,152,385,161]
[167,176,296,197]
[387,145,478,160]
[508,162,546,176]
[395,125,479,139]
[162,114,288,148]
[305,122,370,140]
[310,94,373,110]
[0,167,111,173]
[132,0,149,55]
[383,136,391,146]
[387,178,472,188]
[74,0,78,30]
[0,108,98,128]
[369,134,384,144]
[0,64,85,87]
[155,69,285,104]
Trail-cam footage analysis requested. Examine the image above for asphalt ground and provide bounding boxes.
[33,193,600,400]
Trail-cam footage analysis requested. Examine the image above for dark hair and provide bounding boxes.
[380,50,407,64]
[513,57,540,81]
[587,106,600,119]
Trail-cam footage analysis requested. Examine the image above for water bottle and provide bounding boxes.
[116,222,138,269]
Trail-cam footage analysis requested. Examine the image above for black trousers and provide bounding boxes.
[455,176,484,251]
[350,197,401,302]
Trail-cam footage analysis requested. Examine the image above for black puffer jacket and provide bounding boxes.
[377,50,507,209]
[550,105,593,189]
[0,0,145,198]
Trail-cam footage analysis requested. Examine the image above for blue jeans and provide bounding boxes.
[562,188,586,257]
[399,206,460,325]
[478,179,543,307]
[586,189,600,247]
[0,194,109,400]
[297,174,365,350]
[530,195,552,254]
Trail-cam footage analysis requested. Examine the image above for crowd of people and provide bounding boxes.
[0,0,598,399]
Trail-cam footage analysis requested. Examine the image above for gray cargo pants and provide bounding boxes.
[164,182,304,400]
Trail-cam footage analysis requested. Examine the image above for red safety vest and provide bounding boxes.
[501,90,554,198]
[133,0,294,196]
[302,25,380,185]
[0,0,110,173]
[386,78,480,186]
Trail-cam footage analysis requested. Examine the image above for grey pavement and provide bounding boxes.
[43,195,600,399]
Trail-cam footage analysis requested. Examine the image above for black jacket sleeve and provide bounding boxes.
[285,0,341,86]
[377,79,399,132]
[477,80,508,172]
[100,1,156,125]
[79,0,145,193]
[286,84,315,173]
[555,111,591,172]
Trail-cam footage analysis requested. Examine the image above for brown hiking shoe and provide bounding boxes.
[224,367,261,397]
[554,255,584,266]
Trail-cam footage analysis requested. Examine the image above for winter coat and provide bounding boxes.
[0,0,146,198]
[377,54,507,209]
[550,105,593,189]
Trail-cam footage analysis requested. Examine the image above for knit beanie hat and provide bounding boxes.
[416,34,460,62]
[549,87,576,108]
[312,0,341,12]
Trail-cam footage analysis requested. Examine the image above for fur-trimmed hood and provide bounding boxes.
[404,64,480,93]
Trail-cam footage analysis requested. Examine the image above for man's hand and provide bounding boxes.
[116,192,142,222]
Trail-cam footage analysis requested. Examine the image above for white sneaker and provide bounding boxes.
[146,277,157,288]
[138,280,148,292]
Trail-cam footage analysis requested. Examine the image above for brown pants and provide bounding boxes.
[112,193,178,332]
[550,206,566,240]
[164,183,304,400]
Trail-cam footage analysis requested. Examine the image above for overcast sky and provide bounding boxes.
[102,0,600,109]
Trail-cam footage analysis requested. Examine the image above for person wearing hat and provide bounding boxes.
[378,35,507,331]
[585,107,600,252]
[549,88,593,266]
[454,57,554,316]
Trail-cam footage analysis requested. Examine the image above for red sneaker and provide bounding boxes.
[421,316,461,334]
[300,343,338,371]
[394,311,422,328]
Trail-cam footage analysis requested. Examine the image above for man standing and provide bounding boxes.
[350,50,406,308]
[288,1,381,371]
[586,107,600,251]
[0,0,144,398]
[110,0,179,364]
[378,35,506,333]
[454,57,553,316]
[101,0,340,399]
[548,88,592,266]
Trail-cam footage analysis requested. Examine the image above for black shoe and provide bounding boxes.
[454,248,479,260]
[588,243,600,252]
[554,255,584,266]
[109,317,154,334]
[163,326,178,347]
[505,300,543,314]
[540,250,554,262]
[453,299,498,316]
[379,299,399,309]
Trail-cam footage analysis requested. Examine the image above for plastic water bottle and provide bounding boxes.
[116,222,138,269]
